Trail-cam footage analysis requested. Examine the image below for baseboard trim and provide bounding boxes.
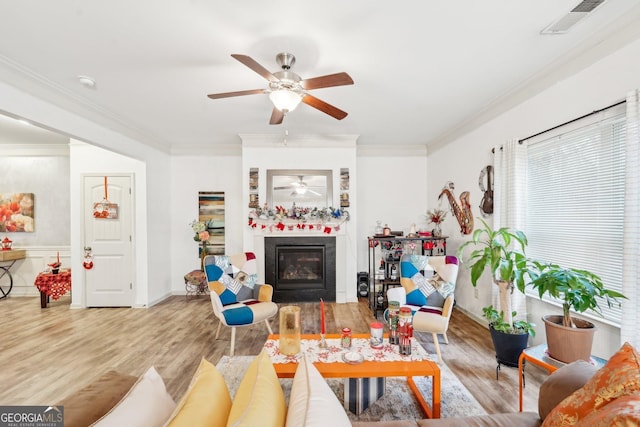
[454,306,489,329]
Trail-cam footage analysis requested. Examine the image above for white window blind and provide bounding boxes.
[526,106,626,325]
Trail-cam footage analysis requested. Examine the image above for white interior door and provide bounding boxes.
[83,175,134,307]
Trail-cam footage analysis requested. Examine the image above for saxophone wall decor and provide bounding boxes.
[438,181,474,235]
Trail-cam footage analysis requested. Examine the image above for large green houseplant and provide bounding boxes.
[458,218,530,329]
[458,219,534,367]
[526,261,626,363]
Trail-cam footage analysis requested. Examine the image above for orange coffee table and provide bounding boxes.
[265,333,441,418]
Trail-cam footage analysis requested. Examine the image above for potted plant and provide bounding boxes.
[482,305,535,372]
[458,219,534,367]
[526,261,626,363]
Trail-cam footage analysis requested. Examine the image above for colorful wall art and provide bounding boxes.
[199,191,225,256]
[0,193,34,232]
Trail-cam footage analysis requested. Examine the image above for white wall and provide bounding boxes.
[168,138,432,304]
[0,81,171,308]
[170,151,243,293]
[241,135,358,303]
[429,37,640,359]
[356,145,429,269]
[69,141,151,307]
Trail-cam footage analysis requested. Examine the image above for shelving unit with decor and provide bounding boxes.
[367,235,447,317]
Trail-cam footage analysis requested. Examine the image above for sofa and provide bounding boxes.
[57,342,639,427]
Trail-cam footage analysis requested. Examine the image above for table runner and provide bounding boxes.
[263,337,429,364]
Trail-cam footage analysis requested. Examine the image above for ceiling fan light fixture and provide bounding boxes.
[269,89,302,112]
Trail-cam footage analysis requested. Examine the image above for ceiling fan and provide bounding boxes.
[274,176,322,197]
[207,53,354,125]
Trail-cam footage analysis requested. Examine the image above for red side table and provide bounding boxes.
[34,270,72,308]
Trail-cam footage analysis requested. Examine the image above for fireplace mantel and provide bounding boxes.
[241,134,358,303]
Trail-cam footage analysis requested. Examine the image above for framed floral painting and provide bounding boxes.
[0,193,35,232]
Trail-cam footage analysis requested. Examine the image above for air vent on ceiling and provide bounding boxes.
[540,0,605,35]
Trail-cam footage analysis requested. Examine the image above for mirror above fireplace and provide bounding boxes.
[266,169,333,208]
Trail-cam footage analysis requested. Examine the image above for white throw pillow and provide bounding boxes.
[436,263,457,284]
[286,355,351,427]
[91,366,176,427]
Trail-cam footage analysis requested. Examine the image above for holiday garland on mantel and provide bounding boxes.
[248,204,349,234]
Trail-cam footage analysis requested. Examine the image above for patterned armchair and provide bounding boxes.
[387,254,459,363]
[204,252,278,356]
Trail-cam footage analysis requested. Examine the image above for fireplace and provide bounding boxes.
[264,236,336,302]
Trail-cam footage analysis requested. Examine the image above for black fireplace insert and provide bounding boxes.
[264,236,336,302]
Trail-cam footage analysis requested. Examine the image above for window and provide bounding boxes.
[526,104,626,325]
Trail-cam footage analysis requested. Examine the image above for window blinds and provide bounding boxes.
[526,108,626,325]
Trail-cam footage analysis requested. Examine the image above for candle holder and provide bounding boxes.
[318,333,327,349]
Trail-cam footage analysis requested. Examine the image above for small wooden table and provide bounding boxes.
[265,333,441,418]
[34,270,72,308]
[0,249,26,299]
[518,344,607,411]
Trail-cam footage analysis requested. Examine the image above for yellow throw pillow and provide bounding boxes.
[165,358,232,427]
[226,350,286,427]
[542,342,640,426]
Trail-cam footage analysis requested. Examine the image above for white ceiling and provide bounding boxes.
[1,1,640,152]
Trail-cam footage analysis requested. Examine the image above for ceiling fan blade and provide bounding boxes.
[231,54,279,83]
[300,72,354,90]
[308,189,321,196]
[207,89,266,99]
[269,108,285,125]
[302,94,348,120]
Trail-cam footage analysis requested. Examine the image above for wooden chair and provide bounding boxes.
[204,252,278,356]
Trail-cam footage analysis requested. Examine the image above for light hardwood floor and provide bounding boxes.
[0,295,547,414]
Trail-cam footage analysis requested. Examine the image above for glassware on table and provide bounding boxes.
[387,301,400,345]
[341,327,352,349]
[279,306,301,355]
[370,321,384,349]
[375,220,383,235]
[398,307,413,355]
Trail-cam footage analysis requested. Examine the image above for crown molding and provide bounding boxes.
[357,144,427,157]
[240,134,358,148]
[0,143,69,157]
[0,54,172,154]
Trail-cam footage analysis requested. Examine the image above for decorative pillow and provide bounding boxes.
[226,349,286,427]
[286,354,351,427]
[538,360,598,420]
[399,254,433,293]
[401,254,457,309]
[165,358,232,427]
[205,253,259,305]
[574,392,640,426]
[91,366,175,427]
[542,342,640,426]
[57,370,138,427]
